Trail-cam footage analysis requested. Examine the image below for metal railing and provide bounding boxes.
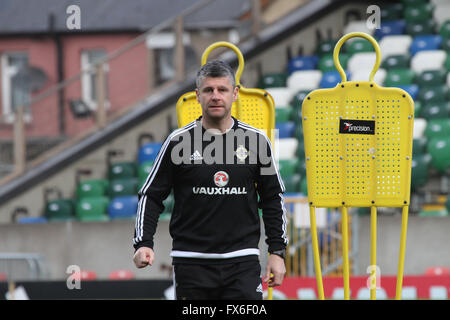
[0,253,49,281]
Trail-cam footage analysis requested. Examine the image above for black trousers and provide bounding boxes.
[173,260,263,300]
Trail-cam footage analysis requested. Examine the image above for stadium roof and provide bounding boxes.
[0,0,248,35]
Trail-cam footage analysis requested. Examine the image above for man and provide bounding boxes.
[133,60,288,300]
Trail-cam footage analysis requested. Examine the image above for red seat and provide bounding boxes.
[0,272,7,282]
[425,266,450,276]
[109,269,135,280]
[73,270,97,281]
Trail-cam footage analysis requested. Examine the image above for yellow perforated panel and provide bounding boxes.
[302,81,414,207]
[176,87,275,142]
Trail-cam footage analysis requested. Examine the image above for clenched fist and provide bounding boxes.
[133,247,155,268]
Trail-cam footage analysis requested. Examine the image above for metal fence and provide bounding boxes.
[0,253,49,281]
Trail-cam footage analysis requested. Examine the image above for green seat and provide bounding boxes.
[318,53,350,73]
[446,54,450,71]
[346,39,374,55]
[416,70,447,87]
[315,40,337,57]
[45,199,76,221]
[412,137,427,155]
[418,85,449,104]
[108,178,138,198]
[439,20,450,38]
[296,139,305,159]
[108,162,137,180]
[138,161,154,187]
[384,69,416,87]
[405,20,436,36]
[418,208,449,217]
[282,173,301,193]
[424,118,450,140]
[381,54,410,69]
[291,90,310,125]
[442,38,450,52]
[279,158,300,177]
[420,101,450,119]
[258,73,287,89]
[411,153,431,190]
[414,100,422,118]
[401,0,428,6]
[404,3,433,23]
[427,136,450,173]
[381,3,404,20]
[275,107,293,123]
[76,197,110,221]
[76,179,109,199]
[300,177,308,195]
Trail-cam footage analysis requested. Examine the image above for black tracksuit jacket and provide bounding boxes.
[133,116,288,264]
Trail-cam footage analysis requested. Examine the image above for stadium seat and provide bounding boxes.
[297,288,316,300]
[275,122,295,138]
[318,53,350,73]
[413,137,427,155]
[109,269,135,280]
[45,199,76,221]
[415,70,447,87]
[439,20,450,38]
[442,37,450,52]
[406,20,437,37]
[433,4,450,26]
[414,100,422,117]
[397,84,420,100]
[108,196,138,219]
[315,40,337,57]
[379,35,413,57]
[320,70,350,88]
[138,142,162,164]
[348,53,377,75]
[278,158,300,177]
[138,161,154,187]
[296,138,305,159]
[107,162,137,180]
[17,217,48,224]
[411,153,431,190]
[258,73,287,89]
[424,118,450,140]
[384,69,416,87]
[286,70,322,92]
[266,88,294,108]
[356,288,388,300]
[401,287,418,300]
[283,174,301,193]
[429,286,448,299]
[374,20,407,39]
[108,178,138,198]
[343,21,374,38]
[76,179,109,199]
[331,287,350,300]
[427,136,450,173]
[287,55,319,74]
[410,35,443,56]
[381,54,410,69]
[277,138,298,160]
[346,39,374,55]
[73,270,97,281]
[420,101,450,119]
[410,50,447,73]
[300,177,308,195]
[446,54,450,70]
[0,273,6,282]
[290,90,310,112]
[413,118,427,139]
[418,85,449,104]
[275,107,293,123]
[351,68,386,84]
[425,266,450,276]
[380,3,404,21]
[404,3,434,23]
[76,197,110,222]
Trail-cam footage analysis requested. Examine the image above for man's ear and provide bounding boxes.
[195,88,200,103]
[233,86,239,102]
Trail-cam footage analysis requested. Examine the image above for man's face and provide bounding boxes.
[196,76,238,121]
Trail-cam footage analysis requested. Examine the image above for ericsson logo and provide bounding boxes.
[192,171,247,195]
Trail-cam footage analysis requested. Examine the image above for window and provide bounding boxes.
[81,49,110,110]
[1,52,32,122]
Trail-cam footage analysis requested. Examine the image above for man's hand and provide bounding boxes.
[263,254,286,287]
[133,247,155,269]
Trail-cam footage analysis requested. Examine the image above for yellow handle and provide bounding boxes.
[201,41,245,85]
[333,32,381,83]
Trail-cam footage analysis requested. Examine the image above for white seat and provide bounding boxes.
[276,138,298,160]
[431,0,450,5]
[410,50,447,74]
[297,288,317,300]
[401,286,417,300]
[351,68,386,84]
[380,35,412,57]
[348,52,377,75]
[287,70,322,92]
[429,286,448,299]
[266,87,294,108]
[413,118,427,139]
[433,4,450,26]
[356,287,388,300]
[344,21,374,43]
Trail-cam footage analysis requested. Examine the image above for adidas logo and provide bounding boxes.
[190,150,203,161]
[256,283,263,293]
